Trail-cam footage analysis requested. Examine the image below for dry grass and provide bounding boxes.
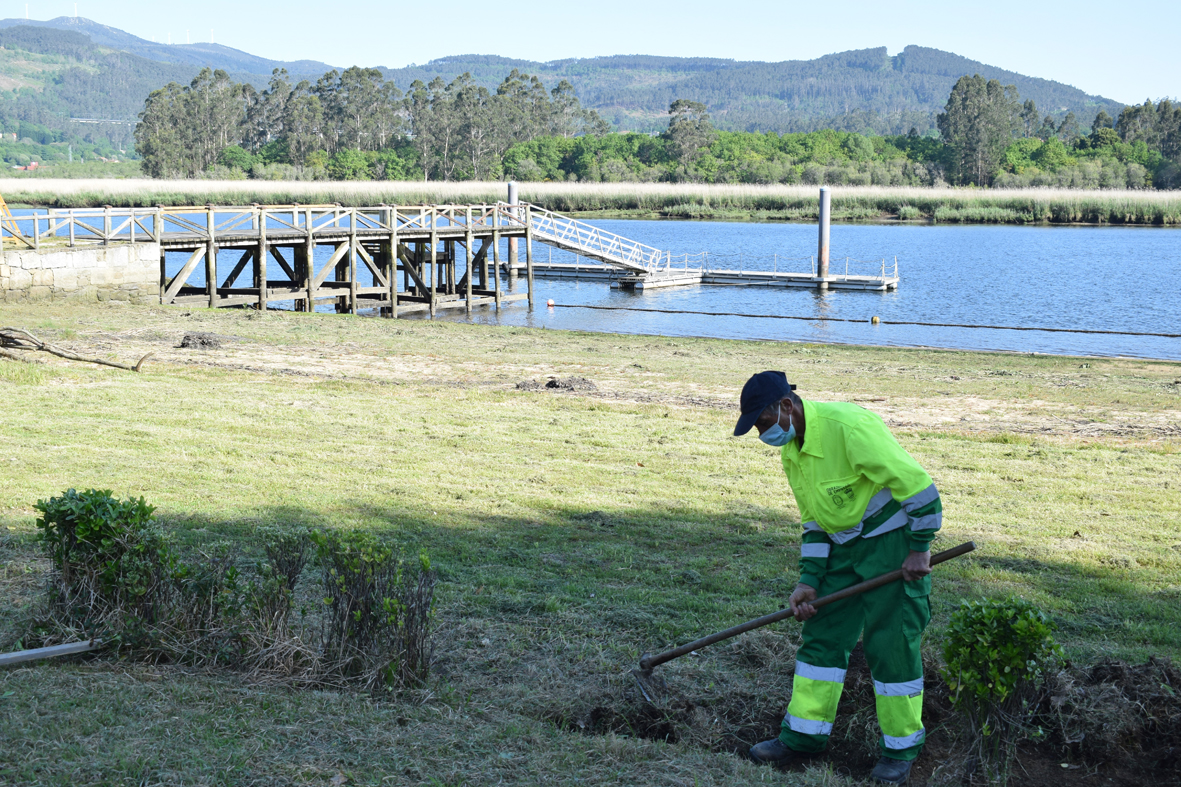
[3,180,1180,224]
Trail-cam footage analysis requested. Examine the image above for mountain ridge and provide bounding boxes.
[0,17,1129,141]
[0,16,334,76]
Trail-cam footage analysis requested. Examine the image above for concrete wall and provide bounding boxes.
[0,242,160,305]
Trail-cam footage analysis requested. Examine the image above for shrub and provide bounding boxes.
[34,488,179,626]
[312,529,436,689]
[942,598,1063,785]
[30,492,437,687]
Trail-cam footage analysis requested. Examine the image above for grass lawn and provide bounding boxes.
[1,301,1179,786]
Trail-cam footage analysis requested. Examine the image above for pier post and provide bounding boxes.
[465,207,473,315]
[386,205,399,319]
[348,207,358,315]
[817,187,830,291]
[257,206,269,311]
[507,181,519,282]
[492,226,502,311]
[206,205,217,308]
[303,206,314,312]
[429,210,437,318]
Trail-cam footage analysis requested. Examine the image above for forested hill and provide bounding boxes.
[0,16,333,76]
[377,48,1125,134]
[0,17,1127,146]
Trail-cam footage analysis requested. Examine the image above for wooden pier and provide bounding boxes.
[1,197,899,314]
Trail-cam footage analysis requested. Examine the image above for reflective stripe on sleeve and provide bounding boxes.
[795,660,847,684]
[910,512,942,531]
[802,520,823,533]
[784,713,833,736]
[901,484,939,511]
[801,543,830,559]
[882,728,926,750]
[873,677,924,697]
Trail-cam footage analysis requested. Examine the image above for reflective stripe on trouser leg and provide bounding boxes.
[874,679,925,753]
[780,661,845,751]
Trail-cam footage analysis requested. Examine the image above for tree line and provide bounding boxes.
[134,67,1181,190]
[134,66,607,180]
[936,74,1181,187]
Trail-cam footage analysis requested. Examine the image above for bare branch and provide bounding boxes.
[0,327,151,372]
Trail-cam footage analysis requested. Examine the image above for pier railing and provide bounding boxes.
[0,204,538,250]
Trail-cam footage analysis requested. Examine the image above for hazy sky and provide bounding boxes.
[6,1,1177,105]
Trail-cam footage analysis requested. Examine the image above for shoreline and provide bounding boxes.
[2,179,1179,226]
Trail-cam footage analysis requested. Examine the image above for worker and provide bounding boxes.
[734,371,941,785]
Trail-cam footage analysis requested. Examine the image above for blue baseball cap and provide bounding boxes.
[734,371,796,436]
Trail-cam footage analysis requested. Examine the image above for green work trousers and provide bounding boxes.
[779,527,931,761]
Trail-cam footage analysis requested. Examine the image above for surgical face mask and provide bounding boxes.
[758,403,796,447]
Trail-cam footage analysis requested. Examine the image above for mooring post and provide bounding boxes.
[817,186,831,291]
[525,204,534,309]
[507,181,519,282]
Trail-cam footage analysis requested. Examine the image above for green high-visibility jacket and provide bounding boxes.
[780,400,942,589]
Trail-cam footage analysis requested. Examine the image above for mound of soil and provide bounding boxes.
[515,376,597,392]
[178,332,223,350]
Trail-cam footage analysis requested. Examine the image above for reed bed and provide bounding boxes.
[3,179,1181,224]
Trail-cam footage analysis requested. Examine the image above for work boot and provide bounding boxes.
[871,756,913,784]
[748,738,801,766]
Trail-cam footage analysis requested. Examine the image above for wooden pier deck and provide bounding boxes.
[2,202,899,316]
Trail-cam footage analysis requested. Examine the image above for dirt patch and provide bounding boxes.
[538,644,1181,787]
[178,332,224,350]
[516,376,598,392]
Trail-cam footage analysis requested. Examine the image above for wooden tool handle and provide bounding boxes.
[639,541,975,671]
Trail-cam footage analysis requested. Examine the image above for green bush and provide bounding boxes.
[312,529,436,689]
[942,598,1063,784]
[34,488,178,623]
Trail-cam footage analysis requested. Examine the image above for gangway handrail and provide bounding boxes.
[495,201,660,274]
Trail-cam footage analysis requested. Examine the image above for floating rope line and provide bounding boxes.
[547,304,1181,339]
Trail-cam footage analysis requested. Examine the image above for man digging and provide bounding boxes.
[735,371,941,785]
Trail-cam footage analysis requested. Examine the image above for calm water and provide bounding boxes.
[59,211,1178,360]
[429,220,1181,361]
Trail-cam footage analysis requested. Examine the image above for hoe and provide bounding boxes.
[632,541,976,701]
